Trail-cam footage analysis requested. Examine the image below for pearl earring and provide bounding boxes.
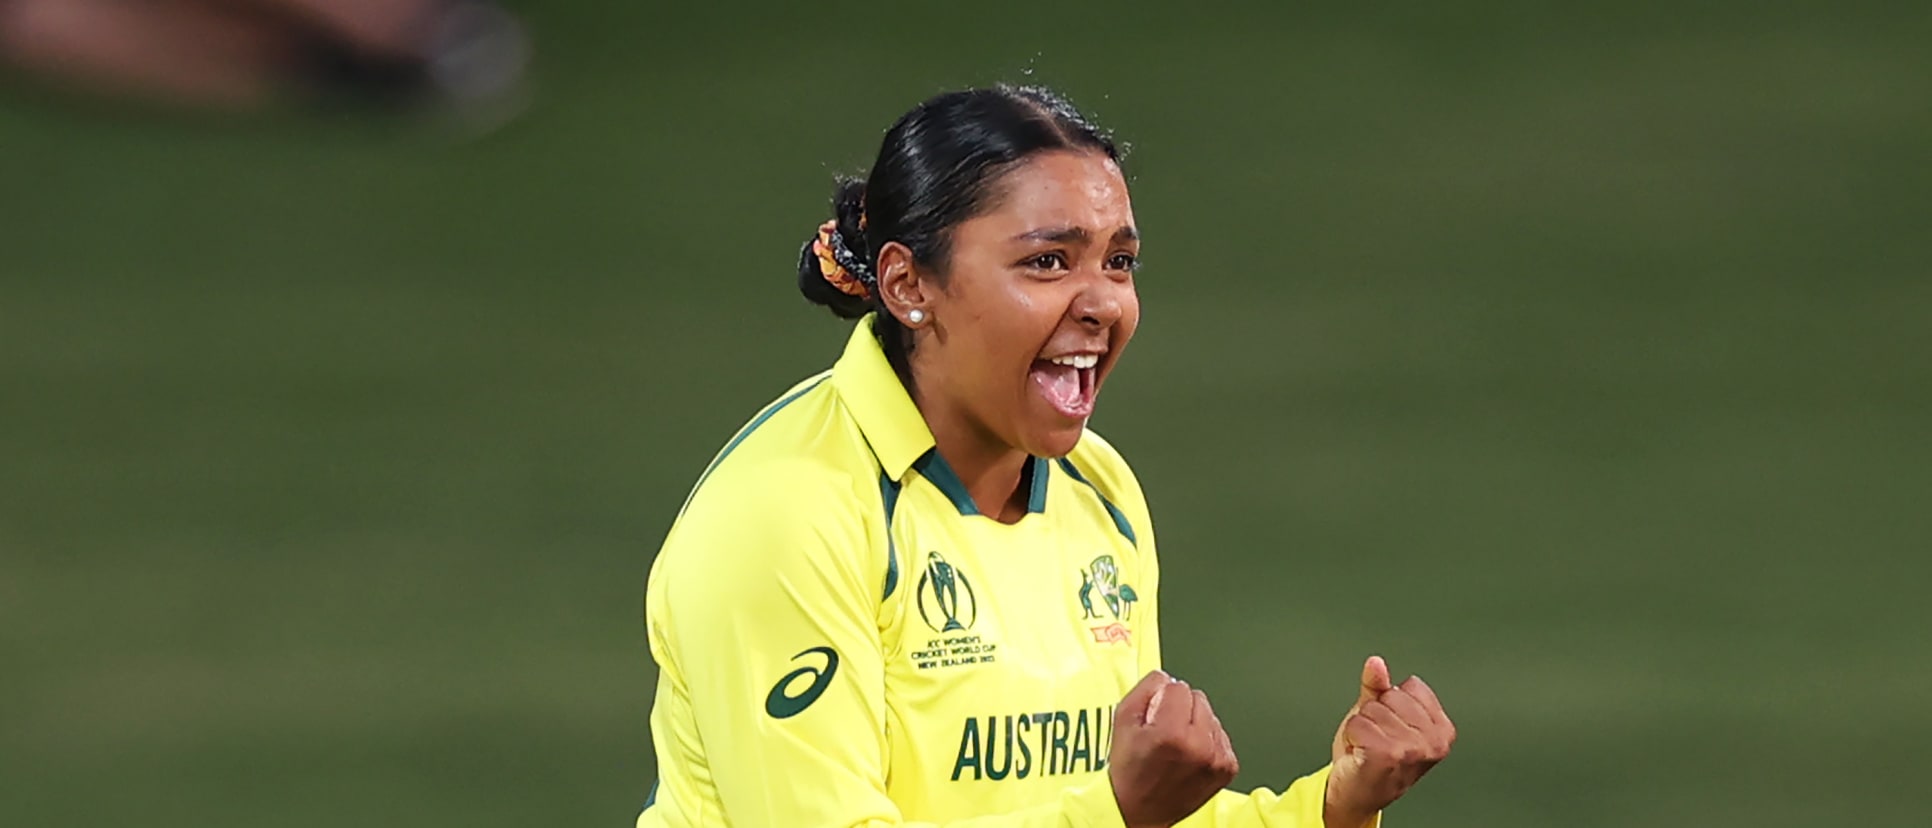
[908,309,926,324]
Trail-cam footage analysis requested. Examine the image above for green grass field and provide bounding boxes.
[3,3,1928,825]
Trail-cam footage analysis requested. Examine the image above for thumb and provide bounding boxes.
[1117,670,1171,727]
[1356,655,1392,705]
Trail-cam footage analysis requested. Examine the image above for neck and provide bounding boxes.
[913,387,1030,523]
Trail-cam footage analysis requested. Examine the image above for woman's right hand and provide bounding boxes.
[1107,670,1240,828]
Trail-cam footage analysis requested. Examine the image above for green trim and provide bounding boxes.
[911,449,979,515]
[1056,458,1137,546]
[880,472,902,600]
[910,450,1051,517]
[678,377,827,517]
[642,780,657,810]
[1026,456,1050,513]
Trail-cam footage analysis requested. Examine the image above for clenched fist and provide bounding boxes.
[1108,671,1240,828]
[1324,656,1456,828]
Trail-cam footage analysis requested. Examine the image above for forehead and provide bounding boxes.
[980,150,1134,231]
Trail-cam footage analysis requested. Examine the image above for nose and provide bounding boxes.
[1071,283,1125,331]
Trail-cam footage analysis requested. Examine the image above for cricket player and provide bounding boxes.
[639,85,1456,828]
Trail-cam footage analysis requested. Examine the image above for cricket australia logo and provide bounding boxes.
[917,551,978,633]
[1078,555,1138,644]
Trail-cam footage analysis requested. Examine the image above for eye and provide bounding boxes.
[1023,252,1070,271]
[1107,252,1140,272]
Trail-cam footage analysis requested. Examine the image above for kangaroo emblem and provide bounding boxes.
[1078,555,1137,621]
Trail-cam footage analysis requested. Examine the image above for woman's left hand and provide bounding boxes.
[1323,656,1456,828]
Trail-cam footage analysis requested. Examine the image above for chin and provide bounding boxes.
[1024,422,1087,459]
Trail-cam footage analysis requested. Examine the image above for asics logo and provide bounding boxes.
[765,646,840,719]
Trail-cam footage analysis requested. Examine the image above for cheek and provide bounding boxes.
[971,280,1058,349]
[1118,287,1143,339]
[941,278,1035,379]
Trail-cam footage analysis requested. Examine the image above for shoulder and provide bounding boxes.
[1069,427,1131,468]
[1062,428,1157,552]
[676,370,863,524]
[659,376,886,586]
[670,457,882,575]
[651,449,889,634]
[1064,428,1146,508]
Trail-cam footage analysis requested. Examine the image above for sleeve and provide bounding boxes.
[1084,440,1376,828]
[655,459,1129,828]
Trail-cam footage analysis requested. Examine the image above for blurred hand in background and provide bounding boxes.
[0,0,528,121]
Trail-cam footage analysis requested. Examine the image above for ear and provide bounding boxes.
[874,241,935,327]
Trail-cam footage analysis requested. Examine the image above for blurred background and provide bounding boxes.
[3,1,1928,826]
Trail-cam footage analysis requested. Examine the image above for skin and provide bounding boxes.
[874,149,1142,522]
[1108,671,1239,828]
[1106,658,1454,828]
[1324,657,1457,828]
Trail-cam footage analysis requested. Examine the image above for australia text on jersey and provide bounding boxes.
[951,704,1116,781]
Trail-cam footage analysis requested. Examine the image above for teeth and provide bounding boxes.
[1048,354,1100,369]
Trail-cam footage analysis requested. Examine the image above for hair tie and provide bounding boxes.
[813,220,871,298]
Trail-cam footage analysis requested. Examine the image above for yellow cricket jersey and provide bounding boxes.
[638,316,1340,828]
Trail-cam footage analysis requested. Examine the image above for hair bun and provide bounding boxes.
[797,178,874,319]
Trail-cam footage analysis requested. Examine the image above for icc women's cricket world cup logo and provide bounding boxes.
[916,551,978,633]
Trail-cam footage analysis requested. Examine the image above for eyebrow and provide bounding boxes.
[1013,225,1140,244]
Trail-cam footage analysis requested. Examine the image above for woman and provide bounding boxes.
[639,86,1454,828]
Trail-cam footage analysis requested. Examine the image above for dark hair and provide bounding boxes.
[797,85,1122,378]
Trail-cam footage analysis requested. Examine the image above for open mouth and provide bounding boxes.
[1029,352,1100,420]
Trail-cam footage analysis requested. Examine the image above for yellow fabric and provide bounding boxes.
[638,316,1347,828]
